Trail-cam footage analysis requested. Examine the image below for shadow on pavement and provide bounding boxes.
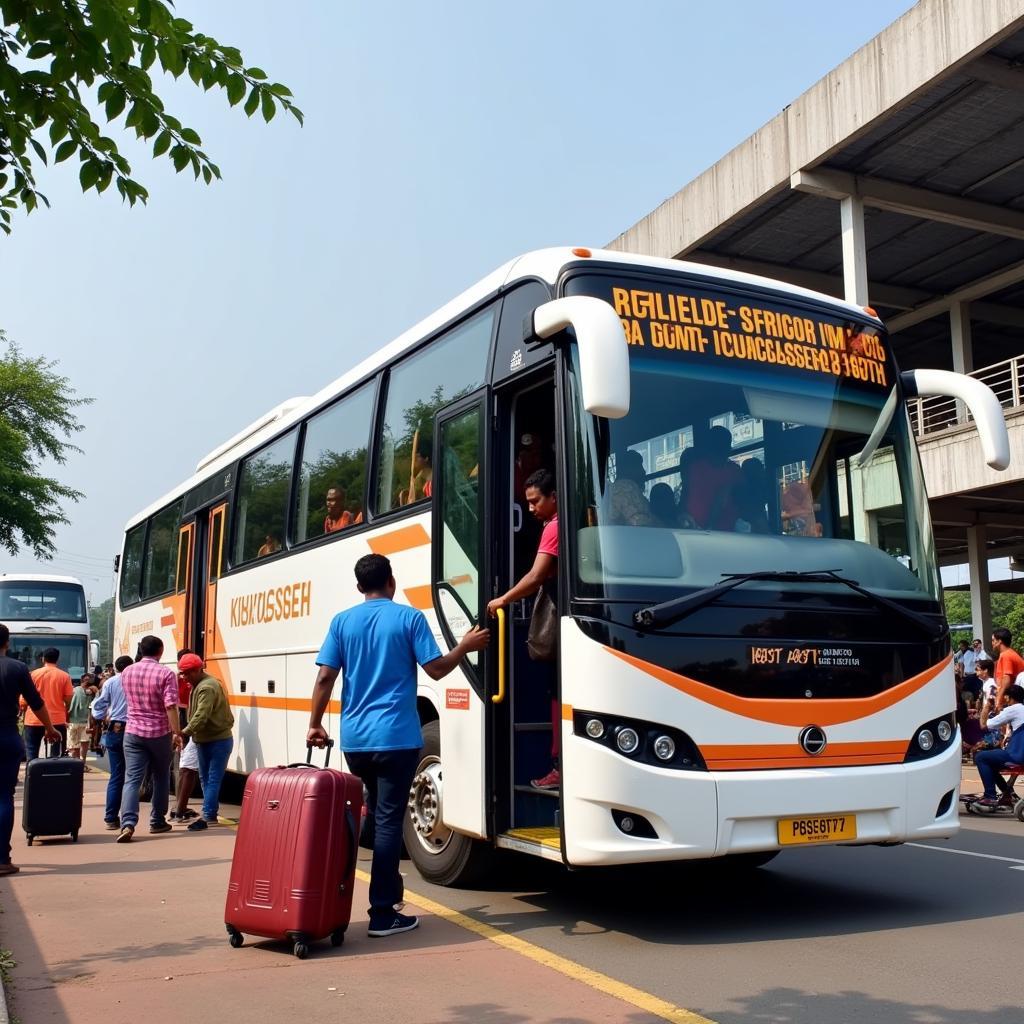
[426,842,1024,946]
[711,987,1023,1024]
[0,880,73,1024]
[18,855,230,876]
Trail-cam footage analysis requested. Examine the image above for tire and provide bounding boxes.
[228,929,243,949]
[330,929,345,947]
[403,721,493,887]
[293,942,309,960]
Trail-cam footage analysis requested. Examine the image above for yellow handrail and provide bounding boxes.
[492,607,507,704]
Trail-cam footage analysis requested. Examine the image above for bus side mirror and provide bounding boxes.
[530,297,630,419]
[901,369,1010,470]
[89,640,100,666]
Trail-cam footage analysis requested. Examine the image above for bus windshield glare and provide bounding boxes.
[0,580,87,622]
[564,274,941,605]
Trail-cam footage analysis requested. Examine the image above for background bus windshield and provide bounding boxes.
[0,581,87,622]
[8,636,88,680]
[565,274,941,604]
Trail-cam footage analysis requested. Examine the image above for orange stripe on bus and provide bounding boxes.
[368,523,430,556]
[227,694,340,714]
[562,704,574,720]
[604,648,951,728]
[403,585,434,610]
[702,739,907,770]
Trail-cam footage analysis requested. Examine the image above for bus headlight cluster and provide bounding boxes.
[572,710,706,771]
[904,714,957,762]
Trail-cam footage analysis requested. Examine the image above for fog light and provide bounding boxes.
[619,815,635,833]
[937,720,952,743]
[585,718,605,739]
[917,728,934,751]
[653,735,676,761]
[616,727,639,754]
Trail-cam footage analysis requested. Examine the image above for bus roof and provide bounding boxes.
[0,573,84,586]
[123,246,878,532]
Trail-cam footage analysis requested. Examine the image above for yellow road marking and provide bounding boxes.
[357,868,718,1024]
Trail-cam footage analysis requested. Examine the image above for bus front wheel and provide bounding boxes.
[404,721,491,887]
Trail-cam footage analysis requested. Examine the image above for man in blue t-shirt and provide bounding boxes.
[308,553,489,938]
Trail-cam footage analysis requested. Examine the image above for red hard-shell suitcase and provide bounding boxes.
[224,742,362,959]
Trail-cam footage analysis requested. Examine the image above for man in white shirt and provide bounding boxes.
[973,684,1024,807]
[961,640,981,698]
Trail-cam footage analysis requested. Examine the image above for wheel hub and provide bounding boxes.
[408,757,452,855]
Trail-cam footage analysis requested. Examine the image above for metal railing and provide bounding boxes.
[907,354,1024,439]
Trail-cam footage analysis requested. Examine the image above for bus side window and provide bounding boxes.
[232,430,297,566]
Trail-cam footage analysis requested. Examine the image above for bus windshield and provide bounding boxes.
[8,635,88,680]
[0,580,87,622]
[564,273,941,606]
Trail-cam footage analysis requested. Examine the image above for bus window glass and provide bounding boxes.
[293,382,375,544]
[232,431,297,565]
[375,309,493,514]
[142,500,183,600]
[9,635,88,680]
[120,523,147,607]
[0,581,87,622]
[209,507,225,582]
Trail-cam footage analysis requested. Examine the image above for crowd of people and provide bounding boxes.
[0,630,237,872]
[958,628,1024,808]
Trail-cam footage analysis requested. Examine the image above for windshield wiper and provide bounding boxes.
[634,568,946,641]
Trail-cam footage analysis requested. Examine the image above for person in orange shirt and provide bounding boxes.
[323,487,352,534]
[22,647,73,760]
[990,628,1024,702]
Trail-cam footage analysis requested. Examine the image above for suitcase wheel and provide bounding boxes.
[227,929,243,949]
[71,831,78,843]
[293,941,309,960]
[330,929,345,948]
[25,835,32,847]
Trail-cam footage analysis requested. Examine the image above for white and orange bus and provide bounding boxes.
[113,247,1009,885]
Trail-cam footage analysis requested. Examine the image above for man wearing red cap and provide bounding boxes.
[178,653,235,831]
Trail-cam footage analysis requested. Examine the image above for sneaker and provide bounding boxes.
[973,796,1000,807]
[104,820,120,831]
[149,821,172,835]
[187,819,208,832]
[368,912,419,938]
[0,864,20,876]
[530,767,560,790]
[116,826,134,843]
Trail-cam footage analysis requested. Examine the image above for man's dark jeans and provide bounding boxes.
[0,726,24,863]
[102,728,125,825]
[120,732,173,830]
[24,724,67,761]
[344,748,420,921]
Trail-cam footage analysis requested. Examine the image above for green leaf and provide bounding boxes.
[180,127,202,145]
[171,146,191,173]
[188,59,204,86]
[261,92,275,123]
[289,105,304,127]
[141,38,156,70]
[244,87,260,118]
[54,140,77,163]
[97,81,116,103]
[152,131,172,157]
[201,165,212,185]
[269,82,293,98]
[226,74,246,106]
[79,161,100,191]
[97,165,114,194]
[49,120,69,145]
[29,139,48,165]
[246,67,267,80]
[26,43,52,60]
[105,90,126,121]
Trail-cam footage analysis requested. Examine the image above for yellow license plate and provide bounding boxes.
[777,814,857,846]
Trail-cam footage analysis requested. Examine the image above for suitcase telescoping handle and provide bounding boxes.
[284,738,335,769]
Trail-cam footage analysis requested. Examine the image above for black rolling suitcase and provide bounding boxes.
[22,743,84,845]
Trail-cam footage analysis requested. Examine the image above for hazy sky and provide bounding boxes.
[2,0,914,602]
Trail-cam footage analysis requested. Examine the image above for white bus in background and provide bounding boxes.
[113,247,1009,887]
[0,574,98,681]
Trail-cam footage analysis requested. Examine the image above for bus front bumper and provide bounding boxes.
[562,734,961,867]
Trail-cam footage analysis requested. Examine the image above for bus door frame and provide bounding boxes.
[174,521,196,652]
[200,502,228,662]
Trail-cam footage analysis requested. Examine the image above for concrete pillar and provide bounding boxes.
[966,524,991,646]
[950,301,974,423]
[840,195,869,306]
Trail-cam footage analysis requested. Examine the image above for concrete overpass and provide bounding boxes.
[608,0,1024,641]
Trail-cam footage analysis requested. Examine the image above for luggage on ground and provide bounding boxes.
[22,743,84,845]
[224,741,362,959]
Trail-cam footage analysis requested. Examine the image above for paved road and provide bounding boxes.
[402,813,1024,1024]
[4,760,1022,1024]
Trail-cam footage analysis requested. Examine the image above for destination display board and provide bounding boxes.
[566,275,891,391]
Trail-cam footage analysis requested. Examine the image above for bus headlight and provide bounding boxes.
[585,718,605,739]
[917,729,934,752]
[904,714,956,762]
[936,720,952,743]
[616,728,640,754]
[653,735,675,761]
